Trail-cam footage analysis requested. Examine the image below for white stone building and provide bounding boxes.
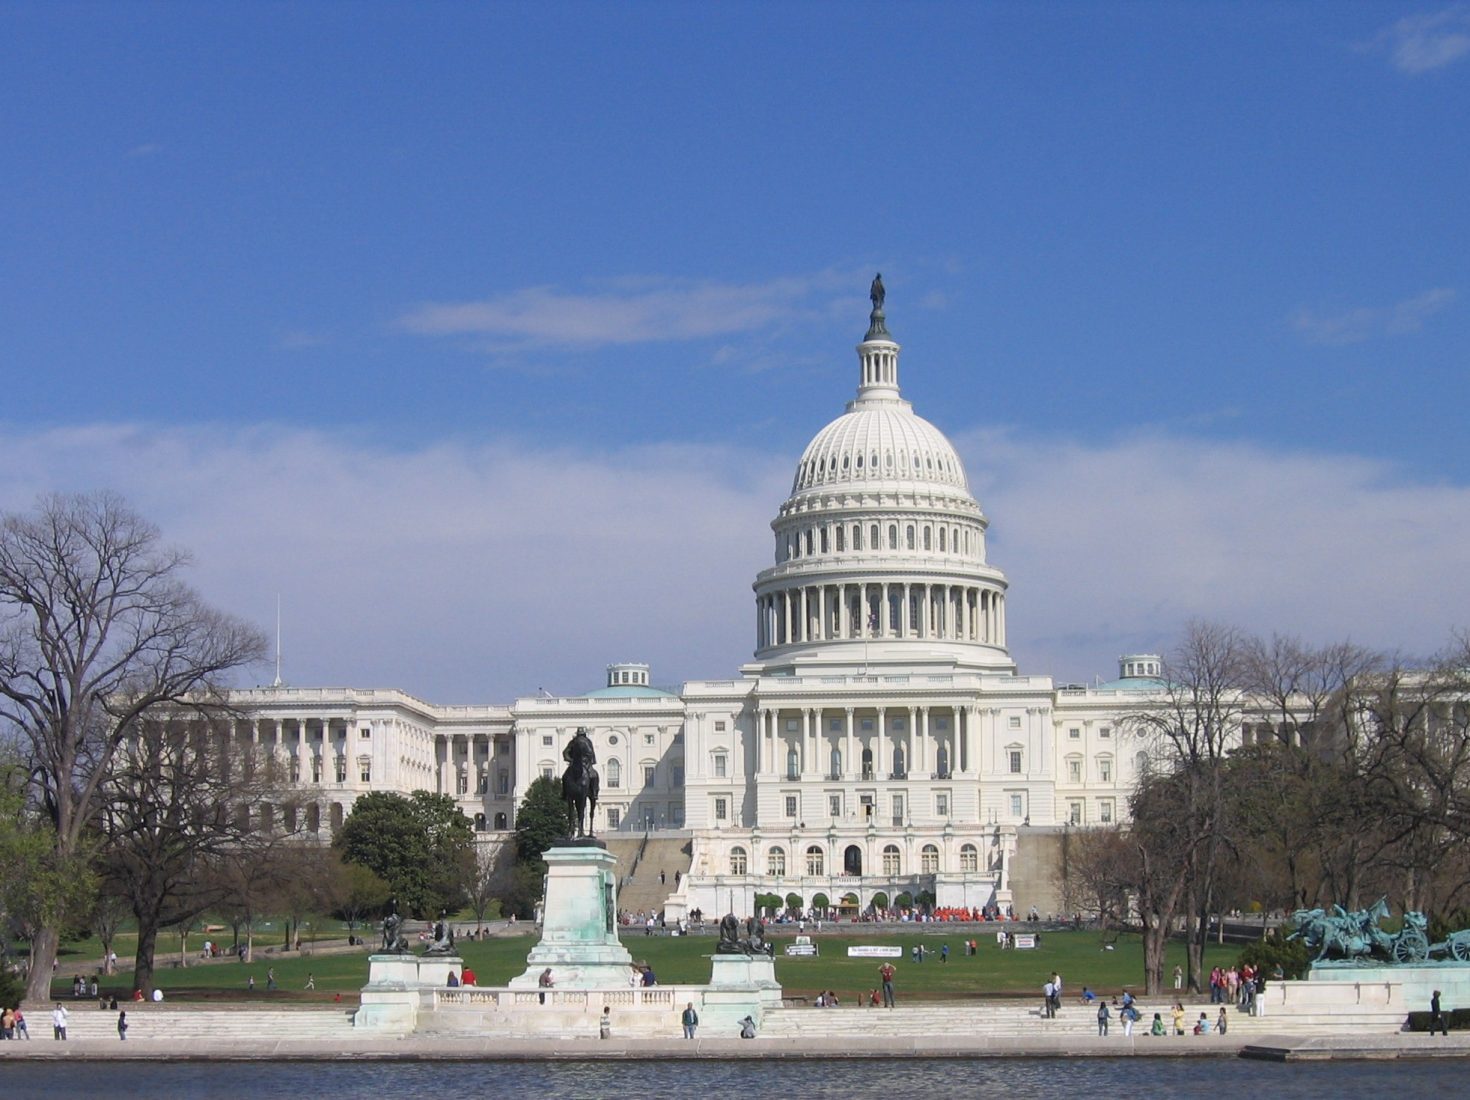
[236,290,1170,918]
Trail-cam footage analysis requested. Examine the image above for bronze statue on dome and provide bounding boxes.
[870,272,885,311]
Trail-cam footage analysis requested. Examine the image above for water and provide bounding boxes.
[0,1057,1461,1099]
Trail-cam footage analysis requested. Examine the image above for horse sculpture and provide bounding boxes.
[561,726,600,839]
[1288,897,1431,963]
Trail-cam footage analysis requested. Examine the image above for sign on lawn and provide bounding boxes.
[1012,933,1037,949]
[847,945,903,958]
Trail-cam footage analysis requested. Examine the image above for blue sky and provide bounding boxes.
[3,2,1468,701]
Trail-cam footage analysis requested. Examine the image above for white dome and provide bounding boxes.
[793,404,970,495]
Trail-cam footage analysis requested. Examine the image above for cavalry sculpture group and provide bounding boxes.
[1289,897,1470,964]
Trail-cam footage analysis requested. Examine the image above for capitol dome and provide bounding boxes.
[750,280,1013,676]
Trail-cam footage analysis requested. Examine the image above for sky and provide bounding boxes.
[2,1,1468,702]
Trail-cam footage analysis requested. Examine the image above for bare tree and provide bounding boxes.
[0,493,266,1001]
[463,842,506,935]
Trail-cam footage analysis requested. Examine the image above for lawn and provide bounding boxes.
[51,926,1209,1005]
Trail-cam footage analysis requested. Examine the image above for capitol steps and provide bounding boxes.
[610,835,692,919]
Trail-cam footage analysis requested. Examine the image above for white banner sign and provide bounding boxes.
[847,945,903,958]
[784,943,818,956]
[1012,933,1037,949]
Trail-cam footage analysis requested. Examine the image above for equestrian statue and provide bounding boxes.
[561,726,600,839]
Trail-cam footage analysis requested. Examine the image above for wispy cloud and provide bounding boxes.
[2,421,1468,699]
[125,143,162,158]
[274,328,332,350]
[397,270,864,349]
[1361,5,1470,74]
[1290,287,1455,345]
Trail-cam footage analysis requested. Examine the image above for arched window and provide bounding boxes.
[804,530,813,556]
[960,843,979,872]
[494,812,508,829]
[935,745,950,778]
[329,802,344,831]
[731,846,748,875]
[844,845,863,875]
[768,846,787,876]
[852,524,862,550]
[923,526,932,550]
[829,745,842,778]
[306,802,321,834]
[786,747,799,780]
[921,844,939,874]
[806,845,825,876]
[906,525,915,549]
[474,812,486,831]
[1135,750,1150,776]
[835,526,845,552]
[888,525,898,550]
[938,528,946,552]
[870,524,879,549]
[861,747,874,779]
[882,845,901,875]
[892,745,906,778]
[607,758,622,788]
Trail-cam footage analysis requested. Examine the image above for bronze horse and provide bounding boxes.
[561,727,600,838]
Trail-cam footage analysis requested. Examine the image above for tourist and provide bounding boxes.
[152,988,163,1002]
[1173,964,1183,991]
[538,967,553,1004]
[1217,1007,1228,1035]
[1081,986,1095,1003]
[89,978,98,999]
[117,1010,128,1040]
[460,966,476,986]
[1429,990,1449,1036]
[867,988,880,1007]
[1171,1003,1185,1035]
[940,944,949,964]
[305,973,315,990]
[2,1007,14,1039]
[1122,1001,1136,1037]
[447,970,459,987]
[266,967,277,992]
[599,1005,611,1039]
[642,965,657,987]
[1150,1012,1165,1036]
[1042,979,1055,1018]
[107,996,118,1011]
[247,975,255,992]
[13,1008,28,1039]
[682,1001,699,1039]
[879,961,896,1007]
[739,1014,757,1038]
[132,987,145,1001]
[1195,1012,1210,1035]
[51,1003,68,1040]
[1096,1000,1110,1036]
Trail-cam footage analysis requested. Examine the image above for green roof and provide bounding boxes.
[579,684,678,700]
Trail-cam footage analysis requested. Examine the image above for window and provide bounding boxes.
[882,845,901,875]
[541,767,554,779]
[1069,727,1081,740]
[960,843,978,872]
[730,846,748,875]
[542,735,553,746]
[607,759,622,788]
[1069,801,1083,824]
[1068,758,1082,783]
[853,525,863,550]
[714,797,728,822]
[457,774,468,795]
[359,727,371,739]
[497,771,509,795]
[1098,757,1112,783]
[713,753,727,778]
[311,757,322,783]
[786,747,799,780]
[644,734,654,745]
[905,525,915,549]
[359,762,371,783]
[829,794,841,817]
[921,845,939,874]
[335,758,347,783]
[888,525,898,549]
[1010,794,1024,818]
[829,717,842,732]
[768,847,786,876]
[1100,800,1114,823]
[935,792,949,817]
[672,765,684,786]
[289,756,300,782]
[1009,750,1022,774]
[607,807,621,829]
[806,846,825,876]
[643,764,656,787]
[714,720,727,731]
[1100,726,1112,739]
[835,526,845,551]
[785,795,798,818]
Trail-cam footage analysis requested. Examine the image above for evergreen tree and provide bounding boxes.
[334,790,474,918]
[503,776,567,918]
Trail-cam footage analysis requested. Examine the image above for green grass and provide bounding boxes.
[53,927,1205,1004]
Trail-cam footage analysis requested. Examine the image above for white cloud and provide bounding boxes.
[3,422,1467,700]
[1362,5,1470,74]
[1290,287,1455,345]
[396,270,867,349]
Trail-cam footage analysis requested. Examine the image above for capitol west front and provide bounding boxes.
[233,291,1162,918]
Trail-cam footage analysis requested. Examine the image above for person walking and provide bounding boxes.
[1096,1000,1110,1036]
[599,1005,612,1039]
[1042,979,1056,1019]
[879,961,896,1008]
[681,1001,699,1039]
[51,1003,68,1040]
[1217,1006,1228,1035]
[266,967,277,992]
[117,1010,128,1041]
[1173,964,1183,991]
[1429,990,1449,1036]
[304,973,315,991]
[13,1008,28,1039]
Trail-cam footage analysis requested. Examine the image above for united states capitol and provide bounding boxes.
[231,283,1176,920]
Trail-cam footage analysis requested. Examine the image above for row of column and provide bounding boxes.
[435,733,511,798]
[754,705,980,782]
[757,581,1004,649]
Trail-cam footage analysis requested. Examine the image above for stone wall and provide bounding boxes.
[1009,828,1064,918]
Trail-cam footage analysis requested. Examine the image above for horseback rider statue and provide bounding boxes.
[561,727,600,839]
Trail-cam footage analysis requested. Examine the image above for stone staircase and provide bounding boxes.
[758,999,1407,1039]
[45,1004,358,1042]
[608,834,691,918]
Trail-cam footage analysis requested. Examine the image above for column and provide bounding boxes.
[801,708,813,777]
[880,582,890,636]
[844,709,855,780]
[919,707,930,777]
[876,707,888,780]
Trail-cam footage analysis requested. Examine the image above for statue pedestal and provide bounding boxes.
[509,844,635,989]
[699,954,784,1034]
[356,954,464,1031]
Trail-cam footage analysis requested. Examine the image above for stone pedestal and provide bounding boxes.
[700,953,784,1035]
[509,843,635,989]
[356,953,465,1031]
[1307,964,1470,1012]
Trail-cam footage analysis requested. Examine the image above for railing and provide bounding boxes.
[430,987,678,1011]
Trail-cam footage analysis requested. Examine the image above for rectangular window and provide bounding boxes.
[1099,759,1112,782]
[1100,727,1112,739]
[335,759,347,783]
[714,720,727,731]
[785,718,798,732]
[1069,801,1083,824]
[644,733,654,744]
[457,775,468,795]
[785,795,798,818]
[893,718,906,732]
[359,763,371,783]
[1068,759,1082,783]
[541,767,554,780]
[1068,727,1080,740]
[1009,750,1022,774]
[359,727,371,738]
[607,807,621,829]
[935,793,949,817]
[1008,715,1021,729]
[497,771,509,795]
[891,794,905,826]
[1010,794,1023,818]
[1100,800,1114,823]
[935,717,949,731]
[643,765,656,787]
[541,735,553,746]
[714,754,727,778]
[829,717,841,732]
[311,758,322,783]
[714,797,728,822]
[497,740,508,754]
[829,794,841,817]
[861,718,874,731]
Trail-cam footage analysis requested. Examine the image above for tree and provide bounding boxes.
[514,776,566,864]
[91,893,130,976]
[463,843,504,934]
[0,493,265,1001]
[334,791,474,918]
[324,856,391,934]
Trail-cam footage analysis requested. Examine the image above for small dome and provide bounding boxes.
[793,405,970,494]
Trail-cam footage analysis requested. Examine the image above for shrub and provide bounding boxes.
[1235,928,1310,980]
